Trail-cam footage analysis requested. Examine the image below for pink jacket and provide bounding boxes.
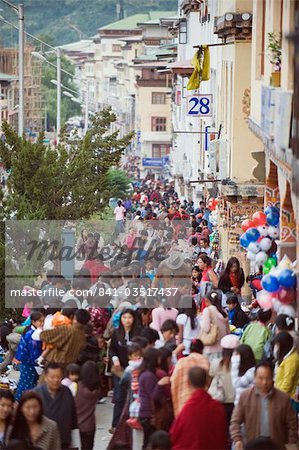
[201,305,229,354]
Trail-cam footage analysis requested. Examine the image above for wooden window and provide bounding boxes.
[112,44,121,52]
[151,117,167,132]
[152,144,170,157]
[179,20,187,44]
[152,92,166,104]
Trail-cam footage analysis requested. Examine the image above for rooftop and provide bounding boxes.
[0,72,17,81]
[57,40,95,54]
[100,11,176,31]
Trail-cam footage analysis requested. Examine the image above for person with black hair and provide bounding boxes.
[9,391,61,450]
[171,339,209,417]
[272,331,299,397]
[109,309,141,432]
[275,314,299,351]
[226,296,250,330]
[231,344,256,405]
[176,298,200,356]
[218,257,245,298]
[241,309,272,362]
[140,328,159,346]
[77,323,100,366]
[0,389,14,447]
[75,361,101,450]
[40,309,90,367]
[15,311,44,402]
[146,430,171,450]
[200,290,229,361]
[230,362,298,450]
[155,320,179,350]
[34,363,78,449]
[170,367,227,450]
[61,363,80,397]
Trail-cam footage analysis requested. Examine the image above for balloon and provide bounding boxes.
[241,219,256,232]
[263,257,277,275]
[252,211,267,226]
[248,242,260,254]
[266,212,279,226]
[255,251,268,264]
[278,269,296,289]
[259,237,272,252]
[277,255,293,270]
[240,233,250,248]
[256,290,273,310]
[252,278,263,291]
[247,251,257,261]
[267,226,280,240]
[257,225,269,237]
[265,206,279,215]
[277,304,296,318]
[278,288,296,304]
[245,228,260,243]
[262,274,280,292]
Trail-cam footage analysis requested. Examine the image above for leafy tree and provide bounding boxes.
[101,168,132,204]
[0,108,134,220]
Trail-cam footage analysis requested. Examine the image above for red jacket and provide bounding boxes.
[170,389,227,450]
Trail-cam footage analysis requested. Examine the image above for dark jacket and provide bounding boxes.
[109,327,140,368]
[34,384,77,447]
[75,382,101,433]
[77,336,99,366]
[139,370,158,418]
[219,269,245,293]
[231,306,250,329]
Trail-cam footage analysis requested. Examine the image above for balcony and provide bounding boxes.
[214,12,252,41]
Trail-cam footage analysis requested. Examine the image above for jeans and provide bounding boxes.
[116,220,124,234]
[112,375,127,428]
[80,430,95,450]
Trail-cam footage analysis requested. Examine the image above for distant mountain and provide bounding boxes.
[0,0,178,46]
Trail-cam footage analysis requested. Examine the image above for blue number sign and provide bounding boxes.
[186,94,213,117]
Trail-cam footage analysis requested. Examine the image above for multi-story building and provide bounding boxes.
[248,0,298,263]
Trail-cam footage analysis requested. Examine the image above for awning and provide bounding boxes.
[167,59,193,75]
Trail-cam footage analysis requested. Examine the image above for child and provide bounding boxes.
[241,309,272,362]
[97,335,109,399]
[62,363,80,396]
[144,261,156,285]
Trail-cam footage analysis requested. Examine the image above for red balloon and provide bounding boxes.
[252,211,267,226]
[278,288,295,304]
[241,219,256,232]
[252,279,262,291]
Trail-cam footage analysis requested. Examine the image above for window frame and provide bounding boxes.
[151,116,167,132]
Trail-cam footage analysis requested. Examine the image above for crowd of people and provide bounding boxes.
[0,163,298,450]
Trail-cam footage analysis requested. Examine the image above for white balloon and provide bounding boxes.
[255,251,268,264]
[247,251,256,261]
[259,237,272,252]
[268,226,280,239]
[248,242,260,254]
[257,225,269,237]
[272,298,281,312]
[277,304,296,318]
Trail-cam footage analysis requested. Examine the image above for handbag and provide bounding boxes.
[208,372,225,402]
[198,308,219,346]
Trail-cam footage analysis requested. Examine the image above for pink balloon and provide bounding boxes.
[256,290,273,310]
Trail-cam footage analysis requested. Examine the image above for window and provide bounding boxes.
[179,20,187,44]
[152,92,166,104]
[152,144,171,157]
[151,117,167,132]
[112,44,121,52]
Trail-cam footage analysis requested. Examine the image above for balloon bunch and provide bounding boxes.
[257,256,297,315]
[239,206,280,270]
[208,198,218,211]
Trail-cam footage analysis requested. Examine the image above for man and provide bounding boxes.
[199,237,212,256]
[230,362,298,450]
[40,309,90,366]
[170,367,227,450]
[35,363,78,449]
[171,340,210,417]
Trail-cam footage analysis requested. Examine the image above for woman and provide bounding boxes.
[273,331,299,397]
[15,312,44,402]
[0,389,14,448]
[200,290,229,361]
[218,257,245,302]
[197,254,218,311]
[110,309,141,433]
[76,229,88,259]
[191,266,201,287]
[176,298,200,356]
[9,391,61,450]
[208,334,239,448]
[231,344,256,405]
[138,348,161,449]
[150,300,178,333]
[75,361,101,450]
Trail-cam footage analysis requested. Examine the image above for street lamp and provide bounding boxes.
[1,0,24,137]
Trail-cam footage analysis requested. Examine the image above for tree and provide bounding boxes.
[101,168,133,204]
[0,108,134,221]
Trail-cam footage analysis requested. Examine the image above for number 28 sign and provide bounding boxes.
[186,94,213,117]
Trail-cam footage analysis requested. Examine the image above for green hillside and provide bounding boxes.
[0,0,178,46]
